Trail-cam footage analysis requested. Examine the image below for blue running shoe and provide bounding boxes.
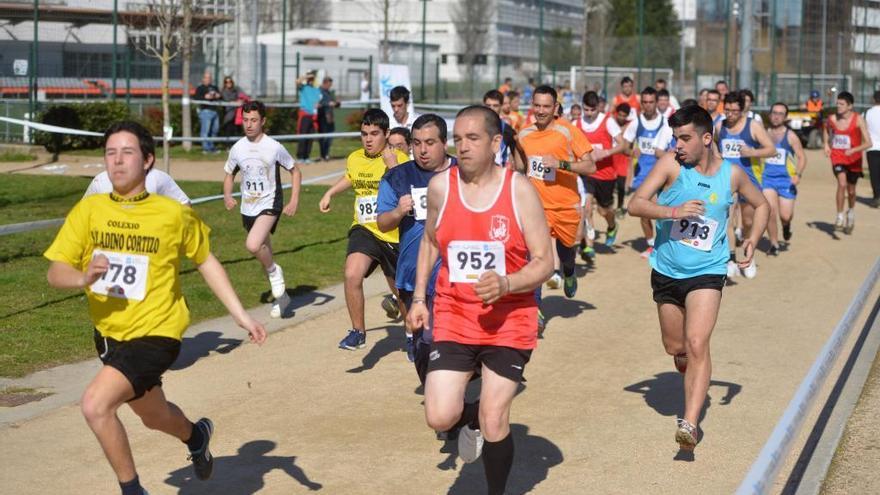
[187,418,214,480]
[339,329,366,350]
[405,335,415,362]
[605,224,618,247]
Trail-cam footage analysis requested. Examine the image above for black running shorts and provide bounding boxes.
[241,208,281,234]
[427,341,532,383]
[94,330,181,400]
[651,269,726,308]
[832,164,863,185]
[347,225,399,278]
[583,176,616,208]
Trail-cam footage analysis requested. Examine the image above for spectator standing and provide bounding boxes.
[318,77,341,161]
[296,71,321,163]
[194,72,222,153]
[865,90,880,208]
[220,76,247,139]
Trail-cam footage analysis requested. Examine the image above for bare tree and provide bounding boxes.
[181,0,194,152]
[258,0,329,31]
[452,0,493,101]
[367,0,400,63]
[135,0,183,172]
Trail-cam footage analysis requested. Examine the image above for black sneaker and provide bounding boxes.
[768,245,780,256]
[188,418,214,480]
[782,224,792,242]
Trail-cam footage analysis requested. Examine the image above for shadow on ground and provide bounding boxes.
[346,324,407,373]
[806,220,840,240]
[164,440,322,494]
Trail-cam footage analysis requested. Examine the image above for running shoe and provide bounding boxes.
[734,227,744,247]
[616,207,626,219]
[270,303,281,318]
[726,260,739,278]
[457,424,484,463]
[782,223,792,242]
[742,259,758,279]
[834,213,845,231]
[844,209,855,235]
[768,245,780,257]
[586,222,596,241]
[268,265,286,299]
[640,246,654,259]
[381,294,400,320]
[581,246,596,263]
[187,418,214,480]
[338,329,366,350]
[537,310,546,339]
[546,271,563,289]
[563,273,578,298]
[405,334,415,363]
[675,418,698,450]
[605,224,619,247]
[673,353,688,374]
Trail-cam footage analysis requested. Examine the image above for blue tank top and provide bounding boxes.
[635,115,665,170]
[763,129,796,180]
[650,160,735,279]
[719,117,761,183]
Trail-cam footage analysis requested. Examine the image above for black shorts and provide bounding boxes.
[427,341,532,383]
[651,269,726,308]
[583,176,616,208]
[94,330,181,401]
[347,225,399,278]
[242,209,281,234]
[832,164,863,185]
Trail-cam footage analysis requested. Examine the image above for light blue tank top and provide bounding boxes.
[650,160,735,279]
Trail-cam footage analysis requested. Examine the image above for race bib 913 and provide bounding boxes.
[447,241,506,283]
[669,216,719,252]
[89,249,149,301]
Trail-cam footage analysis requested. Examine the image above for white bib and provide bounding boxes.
[766,148,787,166]
[638,136,656,156]
[89,249,150,301]
[447,241,506,283]
[831,134,851,150]
[527,156,557,182]
[411,186,428,221]
[669,216,719,252]
[356,195,378,224]
[721,138,746,159]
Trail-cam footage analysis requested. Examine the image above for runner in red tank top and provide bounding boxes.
[822,91,873,233]
[407,106,553,495]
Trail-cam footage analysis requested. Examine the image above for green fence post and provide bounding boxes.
[435,56,440,104]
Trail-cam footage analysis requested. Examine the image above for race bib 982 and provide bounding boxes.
[447,241,506,283]
[357,195,378,224]
[89,249,149,301]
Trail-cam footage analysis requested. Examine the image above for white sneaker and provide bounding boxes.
[546,272,563,289]
[726,260,739,278]
[457,424,484,463]
[834,213,845,231]
[742,259,758,279]
[270,303,281,318]
[268,265,286,299]
[844,209,855,234]
[734,227,743,244]
[585,219,596,241]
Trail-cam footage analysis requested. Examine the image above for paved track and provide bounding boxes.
[1,150,878,494]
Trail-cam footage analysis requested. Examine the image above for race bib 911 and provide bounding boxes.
[89,249,149,301]
[447,241,506,283]
[527,156,556,182]
[411,186,428,221]
[357,195,378,224]
[669,216,719,252]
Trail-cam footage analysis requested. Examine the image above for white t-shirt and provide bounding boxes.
[360,79,370,102]
[747,110,763,124]
[653,126,675,153]
[578,113,622,138]
[391,111,420,130]
[84,169,190,205]
[224,134,295,216]
[623,114,666,143]
[865,106,880,151]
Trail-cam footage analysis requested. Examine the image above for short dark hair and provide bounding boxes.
[621,76,634,85]
[412,113,448,142]
[241,100,266,118]
[507,90,520,99]
[641,86,658,97]
[723,91,746,109]
[669,105,714,139]
[655,78,667,85]
[455,105,501,138]
[483,89,504,105]
[582,91,600,108]
[362,108,390,131]
[534,85,557,103]
[771,102,789,115]
[707,89,721,98]
[389,127,412,145]
[389,85,411,103]
[104,121,155,162]
[616,103,631,115]
[657,89,670,99]
[569,103,582,112]
[740,88,755,102]
[716,80,729,88]
[680,98,699,107]
[874,90,880,103]
[837,91,854,105]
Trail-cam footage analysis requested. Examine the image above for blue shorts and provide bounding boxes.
[762,176,797,200]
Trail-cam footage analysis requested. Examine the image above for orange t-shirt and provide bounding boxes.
[806,99,823,113]
[613,93,641,114]
[518,118,593,210]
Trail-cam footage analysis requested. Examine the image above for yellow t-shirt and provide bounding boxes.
[345,148,408,244]
[44,192,211,342]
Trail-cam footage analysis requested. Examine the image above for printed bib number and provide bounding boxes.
[766,148,787,166]
[721,139,746,159]
[831,134,851,150]
[242,176,269,203]
[669,216,719,252]
[447,241,506,283]
[527,156,557,182]
[592,143,604,150]
[411,186,428,221]
[89,249,149,301]
[357,195,378,224]
[638,136,656,155]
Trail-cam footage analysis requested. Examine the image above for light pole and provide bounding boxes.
[420,0,427,101]
[537,0,544,82]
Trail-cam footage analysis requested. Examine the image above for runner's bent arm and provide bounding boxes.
[47,257,109,290]
[732,166,769,267]
[319,175,352,212]
[223,173,237,210]
[376,176,412,232]
[789,130,807,184]
[627,154,703,220]
[823,118,832,156]
[743,121,778,159]
[283,167,302,216]
[851,115,873,155]
[197,253,267,344]
[406,173,446,330]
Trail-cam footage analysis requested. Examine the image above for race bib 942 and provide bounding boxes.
[669,216,719,252]
[721,139,746,159]
[447,241,506,283]
[89,249,149,301]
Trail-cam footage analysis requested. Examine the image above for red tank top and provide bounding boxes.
[829,114,863,168]
[575,114,617,181]
[433,166,538,349]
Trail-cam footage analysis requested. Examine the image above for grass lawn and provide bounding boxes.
[0,175,355,377]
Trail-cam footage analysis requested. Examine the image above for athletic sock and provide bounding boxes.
[646,237,655,247]
[482,433,515,495]
[452,400,480,431]
[184,421,204,451]
[729,251,736,262]
[267,263,278,275]
[119,475,143,495]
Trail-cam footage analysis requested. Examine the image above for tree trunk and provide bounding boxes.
[382,0,390,63]
[162,44,171,172]
[580,0,589,89]
[181,0,193,152]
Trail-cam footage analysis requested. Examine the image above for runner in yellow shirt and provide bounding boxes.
[319,108,409,351]
[44,121,266,495]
